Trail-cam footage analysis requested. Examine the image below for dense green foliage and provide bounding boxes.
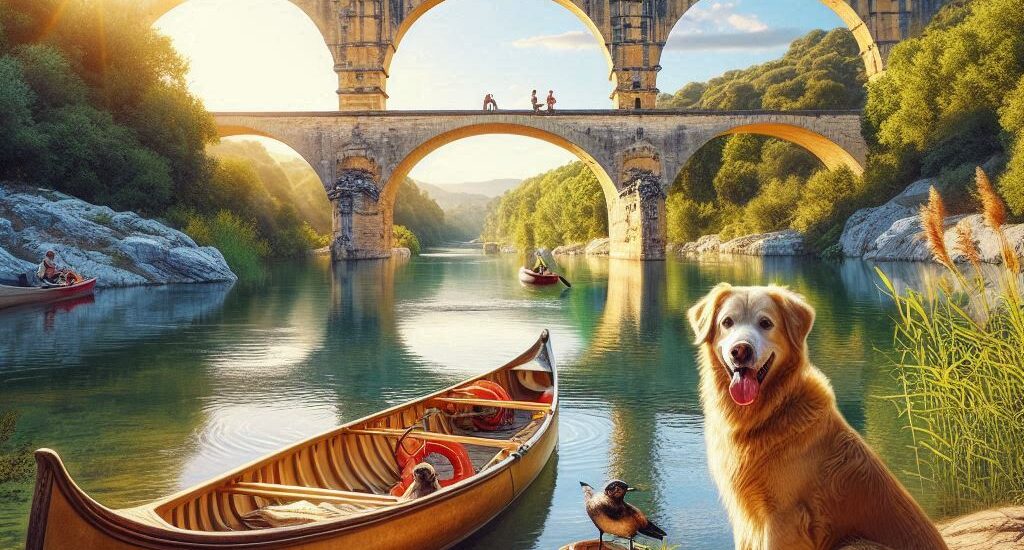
[865,0,1024,216]
[483,162,607,249]
[392,224,422,255]
[658,28,866,110]
[0,0,329,265]
[0,0,214,213]
[657,29,867,248]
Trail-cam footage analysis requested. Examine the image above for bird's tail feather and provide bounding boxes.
[639,521,666,539]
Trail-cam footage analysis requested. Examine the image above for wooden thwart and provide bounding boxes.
[218,482,398,506]
[346,428,522,451]
[432,397,552,412]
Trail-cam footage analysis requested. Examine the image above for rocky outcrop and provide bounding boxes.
[552,238,610,256]
[840,178,932,258]
[0,185,235,287]
[840,176,1024,264]
[673,231,806,257]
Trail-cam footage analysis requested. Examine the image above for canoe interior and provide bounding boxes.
[151,353,556,533]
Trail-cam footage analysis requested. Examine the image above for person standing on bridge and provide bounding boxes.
[531,90,543,113]
[483,93,498,111]
[546,90,557,114]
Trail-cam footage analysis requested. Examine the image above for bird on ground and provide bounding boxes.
[580,480,667,550]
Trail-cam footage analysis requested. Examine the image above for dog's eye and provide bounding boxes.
[721,317,734,329]
[759,318,774,330]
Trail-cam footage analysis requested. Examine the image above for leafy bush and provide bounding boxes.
[666,196,719,243]
[392,224,421,255]
[184,210,268,277]
[791,166,861,241]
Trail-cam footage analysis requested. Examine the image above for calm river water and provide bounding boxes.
[0,249,951,548]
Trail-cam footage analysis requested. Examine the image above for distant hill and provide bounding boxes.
[418,182,490,211]
[415,181,499,241]
[418,178,521,198]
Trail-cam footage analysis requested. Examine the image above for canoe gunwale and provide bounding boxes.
[26,330,559,548]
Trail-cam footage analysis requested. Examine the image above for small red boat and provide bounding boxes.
[519,267,561,285]
[0,277,97,310]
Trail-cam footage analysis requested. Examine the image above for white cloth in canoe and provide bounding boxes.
[241,500,371,529]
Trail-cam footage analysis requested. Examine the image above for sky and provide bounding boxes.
[155,0,844,185]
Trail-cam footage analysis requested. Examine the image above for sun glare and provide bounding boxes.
[153,0,336,112]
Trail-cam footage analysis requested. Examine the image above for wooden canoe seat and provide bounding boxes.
[431,397,552,412]
[218,482,399,506]
[345,428,522,451]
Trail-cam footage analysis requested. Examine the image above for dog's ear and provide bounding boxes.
[769,287,815,351]
[688,283,732,345]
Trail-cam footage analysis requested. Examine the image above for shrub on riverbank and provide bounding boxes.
[393,224,421,255]
[184,210,268,278]
[880,169,1024,515]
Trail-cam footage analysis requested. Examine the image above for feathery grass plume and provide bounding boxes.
[975,167,1006,230]
[1003,239,1021,274]
[921,186,954,270]
[954,219,982,269]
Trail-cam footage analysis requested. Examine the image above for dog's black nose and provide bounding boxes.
[730,342,753,364]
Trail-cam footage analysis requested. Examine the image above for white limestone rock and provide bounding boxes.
[720,230,807,256]
[0,184,236,287]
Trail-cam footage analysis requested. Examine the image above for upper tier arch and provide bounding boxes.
[143,0,942,110]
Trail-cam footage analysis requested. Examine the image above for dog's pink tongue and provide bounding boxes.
[729,370,759,406]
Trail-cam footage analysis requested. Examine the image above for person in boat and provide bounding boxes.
[546,90,557,113]
[533,251,549,274]
[36,250,80,286]
[37,250,61,284]
[531,90,543,112]
[483,93,498,111]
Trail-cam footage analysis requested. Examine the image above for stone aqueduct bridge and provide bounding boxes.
[144,0,943,110]
[213,110,866,260]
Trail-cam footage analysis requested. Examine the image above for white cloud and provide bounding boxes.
[665,1,797,52]
[726,13,768,33]
[665,28,802,51]
[511,30,600,51]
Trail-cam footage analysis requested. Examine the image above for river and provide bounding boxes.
[0,249,951,548]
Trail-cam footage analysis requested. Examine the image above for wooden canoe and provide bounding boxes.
[519,267,561,286]
[26,331,559,550]
[0,278,97,310]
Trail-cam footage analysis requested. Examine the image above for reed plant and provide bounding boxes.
[878,167,1024,515]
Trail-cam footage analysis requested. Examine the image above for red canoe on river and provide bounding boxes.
[0,277,97,310]
[519,267,561,286]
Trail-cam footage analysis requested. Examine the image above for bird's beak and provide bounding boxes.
[626,487,637,492]
[579,481,588,487]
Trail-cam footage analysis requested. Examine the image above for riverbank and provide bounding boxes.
[666,176,1024,264]
[0,185,235,287]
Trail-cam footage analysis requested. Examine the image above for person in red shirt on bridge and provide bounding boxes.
[546,90,557,113]
[483,93,498,110]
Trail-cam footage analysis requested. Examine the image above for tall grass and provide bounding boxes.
[184,210,269,280]
[879,167,1024,515]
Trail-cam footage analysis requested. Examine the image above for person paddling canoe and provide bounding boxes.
[533,250,549,273]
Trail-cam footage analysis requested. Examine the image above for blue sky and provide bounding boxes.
[157,0,845,184]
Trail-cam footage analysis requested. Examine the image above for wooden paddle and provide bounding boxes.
[558,275,571,288]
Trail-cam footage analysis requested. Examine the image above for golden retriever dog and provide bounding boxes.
[687,283,948,550]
